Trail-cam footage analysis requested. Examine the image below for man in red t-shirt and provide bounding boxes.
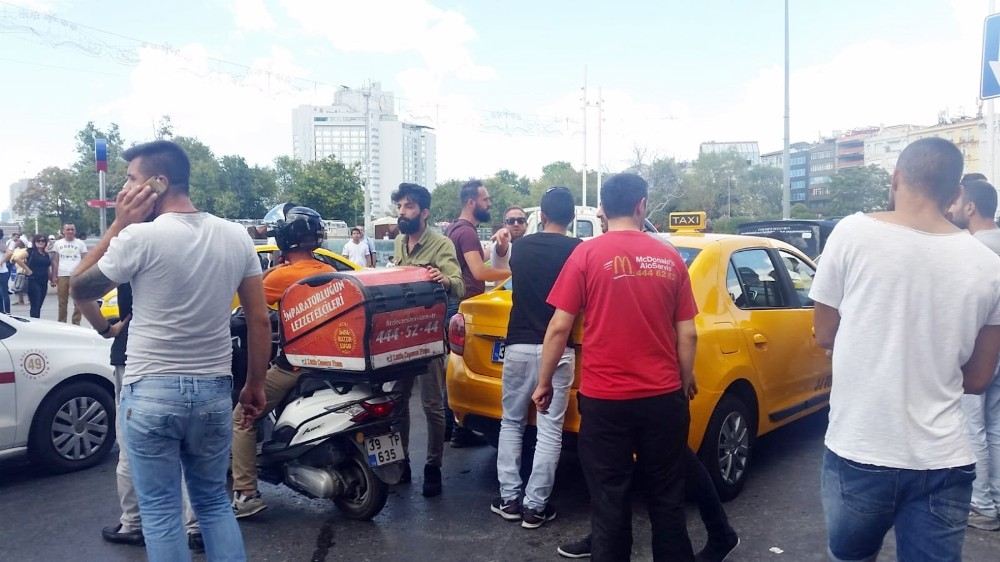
[534,173,699,562]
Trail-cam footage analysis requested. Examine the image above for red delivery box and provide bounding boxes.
[279,266,448,378]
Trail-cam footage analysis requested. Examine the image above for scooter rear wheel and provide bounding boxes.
[333,451,389,520]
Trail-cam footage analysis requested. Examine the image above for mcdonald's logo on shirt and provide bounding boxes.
[612,255,634,277]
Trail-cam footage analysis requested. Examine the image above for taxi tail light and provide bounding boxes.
[448,313,466,355]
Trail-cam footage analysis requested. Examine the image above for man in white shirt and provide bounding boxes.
[51,223,88,324]
[947,177,1000,532]
[811,138,1000,562]
[70,139,271,561]
[342,227,370,267]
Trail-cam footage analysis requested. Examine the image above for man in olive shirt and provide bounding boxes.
[392,182,465,497]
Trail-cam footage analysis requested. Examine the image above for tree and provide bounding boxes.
[283,156,364,223]
[15,167,78,235]
[429,180,463,225]
[218,156,278,219]
[173,136,225,216]
[791,203,818,219]
[824,165,890,217]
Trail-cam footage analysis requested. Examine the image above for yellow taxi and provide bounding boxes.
[98,244,359,320]
[446,212,831,499]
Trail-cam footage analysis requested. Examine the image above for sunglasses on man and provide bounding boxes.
[504,217,526,225]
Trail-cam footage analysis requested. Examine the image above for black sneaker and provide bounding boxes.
[695,536,740,562]
[450,427,487,448]
[557,535,591,558]
[520,504,557,529]
[422,464,442,497]
[188,532,205,553]
[490,496,521,521]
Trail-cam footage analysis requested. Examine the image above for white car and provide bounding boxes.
[0,314,115,472]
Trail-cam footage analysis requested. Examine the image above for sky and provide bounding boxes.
[0,0,992,212]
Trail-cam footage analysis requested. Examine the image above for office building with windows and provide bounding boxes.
[292,83,436,220]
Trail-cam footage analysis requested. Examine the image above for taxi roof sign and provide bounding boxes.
[668,212,707,232]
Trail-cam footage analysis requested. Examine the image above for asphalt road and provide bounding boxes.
[3,294,1000,560]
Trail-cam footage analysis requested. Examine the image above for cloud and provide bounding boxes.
[96,44,334,171]
[230,0,276,31]
[279,0,495,89]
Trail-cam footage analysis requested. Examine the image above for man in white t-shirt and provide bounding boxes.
[51,223,88,324]
[70,139,271,560]
[810,138,1000,562]
[342,227,369,267]
[947,177,1000,532]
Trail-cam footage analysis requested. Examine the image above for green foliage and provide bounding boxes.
[791,203,818,219]
[15,122,355,235]
[823,165,890,217]
[282,156,364,224]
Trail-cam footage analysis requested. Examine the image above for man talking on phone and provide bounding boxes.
[391,182,464,497]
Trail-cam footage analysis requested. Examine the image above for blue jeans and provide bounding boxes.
[497,344,573,510]
[122,375,245,562]
[821,449,975,562]
[961,371,1000,518]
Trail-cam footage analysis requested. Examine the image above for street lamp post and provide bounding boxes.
[782,0,791,219]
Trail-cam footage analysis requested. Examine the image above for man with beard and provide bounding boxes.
[392,183,464,497]
[446,180,511,447]
[948,177,1000,531]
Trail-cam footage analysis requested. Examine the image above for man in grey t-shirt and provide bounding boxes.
[949,178,1000,531]
[70,140,272,561]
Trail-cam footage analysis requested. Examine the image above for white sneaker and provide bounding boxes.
[968,510,1000,531]
[232,490,267,519]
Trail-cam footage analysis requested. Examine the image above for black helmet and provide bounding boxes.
[271,206,324,253]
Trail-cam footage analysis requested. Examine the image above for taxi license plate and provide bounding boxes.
[491,340,506,363]
[365,432,404,467]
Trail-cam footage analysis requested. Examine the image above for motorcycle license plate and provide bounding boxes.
[365,432,404,467]
[491,340,506,363]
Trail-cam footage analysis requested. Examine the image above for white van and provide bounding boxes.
[524,205,602,239]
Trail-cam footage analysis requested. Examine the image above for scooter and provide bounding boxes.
[230,310,409,521]
[255,369,407,520]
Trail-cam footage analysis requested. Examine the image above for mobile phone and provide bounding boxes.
[143,177,168,195]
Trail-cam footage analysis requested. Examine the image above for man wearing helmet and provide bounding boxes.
[230,205,335,519]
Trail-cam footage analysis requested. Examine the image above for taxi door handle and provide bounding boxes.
[752,333,768,346]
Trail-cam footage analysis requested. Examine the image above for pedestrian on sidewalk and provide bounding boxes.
[534,173,698,561]
[812,138,1000,561]
[14,235,54,318]
[51,223,87,324]
[948,177,1000,532]
[0,229,10,314]
[491,187,579,530]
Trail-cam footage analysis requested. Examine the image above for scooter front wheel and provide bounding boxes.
[333,451,389,520]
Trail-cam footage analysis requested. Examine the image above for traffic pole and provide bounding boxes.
[99,170,107,234]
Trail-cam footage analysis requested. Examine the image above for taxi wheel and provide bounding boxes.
[28,380,116,473]
[699,394,753,502]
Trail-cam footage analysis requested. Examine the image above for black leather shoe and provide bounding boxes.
[399,460,412,484]
[422,464,442,497]
[101,524,144,546]
[188,532,205,553]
